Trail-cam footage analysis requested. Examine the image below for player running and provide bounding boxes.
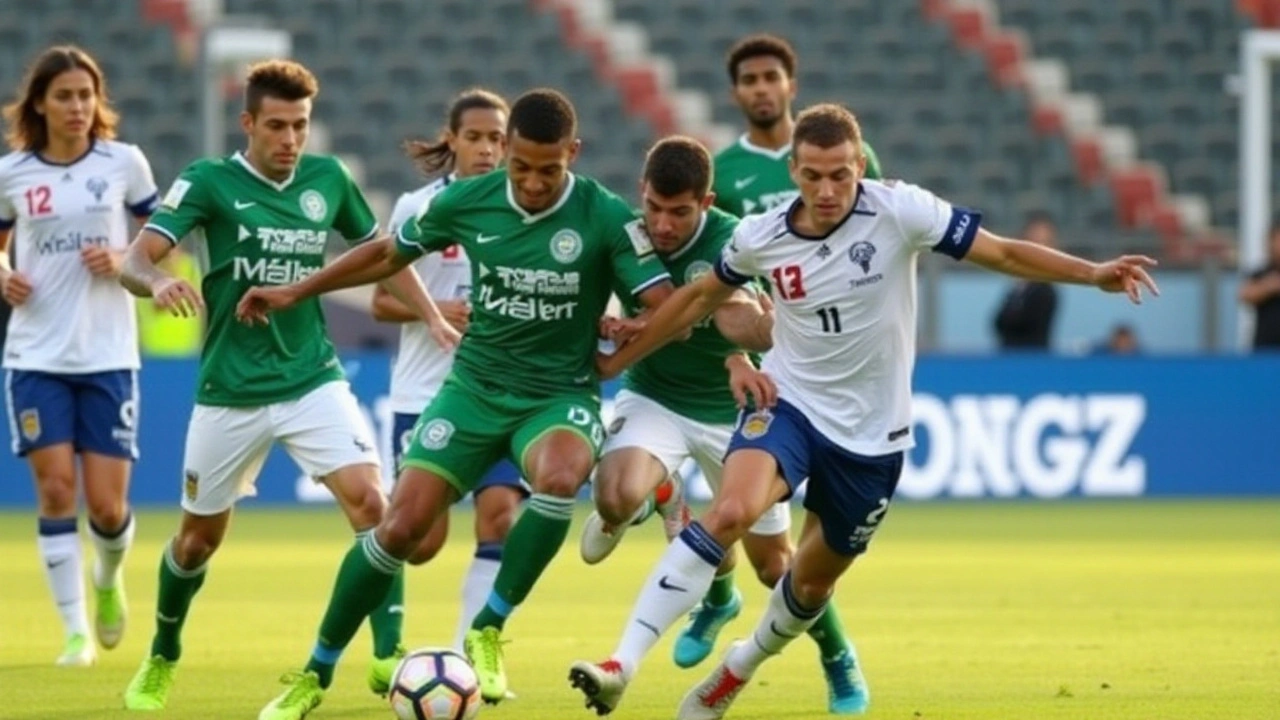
[573,103,1158,720]
[368,88,531,694]
[117,60,447,711]
[238,88,675,719]
[0,45,158,667]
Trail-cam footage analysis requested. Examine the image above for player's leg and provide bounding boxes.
[7,370,92,665]
[75,370,140,652]
[453,463,526,653]
[466,397,603,703]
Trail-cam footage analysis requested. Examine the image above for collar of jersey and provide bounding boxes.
[784,182,865,241]
[232,151,297,191]
[506,173,576,223]
[33,139,98,167]
[737,133,790,161]
[664,211,708,261]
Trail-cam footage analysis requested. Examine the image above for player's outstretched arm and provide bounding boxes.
[120,229,203,317]
[237,237,409,320]
[598,272,738,379]
[964,228,1159,304]
[713,288,774,352]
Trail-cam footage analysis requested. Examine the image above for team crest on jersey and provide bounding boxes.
[549,229,583,263]
[19,409,40,442]
[419,418,455,450]
[848,241,876,273]
[299,190,327,222]
[184,470,199,502]
[740,410,773,439]
[684,260,713,285]
[85,177,108,203]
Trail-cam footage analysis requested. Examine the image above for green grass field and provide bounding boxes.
[0,500,1276,720]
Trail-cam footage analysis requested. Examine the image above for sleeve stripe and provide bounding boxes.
[347,223,379,244]
[127,192,159,217]
[629,272,672,296]
[142,223,180,245]
[932,208,981,260]
[714,257,751,286]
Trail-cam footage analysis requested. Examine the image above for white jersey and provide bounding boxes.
[715,180,979,456]
[0,140,158,373]
[387,175,471,414]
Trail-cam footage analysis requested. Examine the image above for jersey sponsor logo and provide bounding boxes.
[232,256,319,285]
[253,227,327,256]
[161,179,191,209]
[35,231,109,255]
[479,266,581,321]
[234,200,257,210]
[299,189,327,222]
[19,409,40,442]
[476,232,501,244]
[549,229,583,263]
[184,469,199,502]
[623,220,655,258]
[848,241,876,273]
[733,175,758,191]
[739,410,773,439]
[418,418,455,450]
[684,260,713,285]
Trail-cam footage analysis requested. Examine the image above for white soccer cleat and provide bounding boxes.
[579,512,629,565]
[656,474,690,542]
[676,642,750,720]
[568,658,630,715]
[55,632,97,667]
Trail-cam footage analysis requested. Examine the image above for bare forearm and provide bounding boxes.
[371,287,418,322]
[296,239,406,300]
[120,250,170,297]
[613,284,722,367]
[990,241,1096,284]
[714,299,773,352]
[382,266,446,327]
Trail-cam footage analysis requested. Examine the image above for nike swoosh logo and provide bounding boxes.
[387,605,404,615]
[476,233,500,244]
[157,613,180,624]
[657,575,687,593]
[234,200,256,209]
[734,176,757,190]
[636,620,661,637]
[46,559,68,570]
[769,620,801,639]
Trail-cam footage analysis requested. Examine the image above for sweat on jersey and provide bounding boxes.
[0,140,158,373]
[712,134,883,218]
[714,180,980,456]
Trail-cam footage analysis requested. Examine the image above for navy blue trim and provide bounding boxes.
[678,521,727,566]
[127,192,159,218]
[0,217,14,231]
[38,516,78,536]
[784,183,865,241]
[89,512,132,540]
[714,256,751,286]
[781,571,825,619]
[34,140,97,168]
[475,541,503,561]
[932,207,982,260]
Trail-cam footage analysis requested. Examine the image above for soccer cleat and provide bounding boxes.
[567,658,630,715]
[464,627,509,704]
[258,670,324,720]
[579,511,629,565]
[94,577,127,650]
[821,648,870,714]
[56,632,96,667]
[655,475,690,542]
[123,655,176,710]
[368,645,406,696]
[676,643,750,720]
[673,589,743,668]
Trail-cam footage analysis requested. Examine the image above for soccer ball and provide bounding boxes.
[387,647,481,720]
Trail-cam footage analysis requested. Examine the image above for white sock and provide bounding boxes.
[726,572,825,679]
[37,517,89,638]
[613,522,725,676]
[89,511,135,589]
[453,543,502,652]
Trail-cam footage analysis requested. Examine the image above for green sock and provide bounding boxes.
[365,533,405,658]
[305,533,403,688]
[149,541,207,662]
[807,603,852,660]
[705,570,737,607]
[471,493,574,631]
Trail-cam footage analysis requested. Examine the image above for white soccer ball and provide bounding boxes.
[387,647,481,720]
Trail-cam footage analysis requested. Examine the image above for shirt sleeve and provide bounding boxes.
[613,216,670,296]
[330,158,378,244]
[714,223,760,286]
[123,144,159,217]
[395,183,457,260]
[893,181,981,260]
[144,167,213,245]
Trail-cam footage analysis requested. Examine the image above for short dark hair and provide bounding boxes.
[405,88,508,176]
[726,34,798,84]
[508,88,576,143]
[793,103,863,152]
[643,136,713,199]
[244,59,318,115]
[3,45,118,152]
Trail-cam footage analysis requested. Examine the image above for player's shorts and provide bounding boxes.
[401,375,604,497]
[726,399,904,557]
[391,411,529,498]
[181,380,379,515]
[605,389,790,536]
[5,369,138,459]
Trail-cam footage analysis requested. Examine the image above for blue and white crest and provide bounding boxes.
[848,241,876,273]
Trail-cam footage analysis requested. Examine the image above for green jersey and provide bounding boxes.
[712,134,883,217]
[397,171,670,396]
[622,207,745,424]
[146,152,378,406]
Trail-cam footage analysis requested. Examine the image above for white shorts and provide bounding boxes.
[181,381,380,515]
[604,389,790,536]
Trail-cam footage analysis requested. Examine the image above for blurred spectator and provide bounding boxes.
[137,248,202,357]
[993,212,1059,350]
[1096,323,1140,355]
[1238,224,1280,350]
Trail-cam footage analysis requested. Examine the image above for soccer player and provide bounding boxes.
[371,88,531,681]
[712,34,883,218]
[237,88,675,718]
[116,60,448,711]
[0,45,158,667]
[573,103,1158,720]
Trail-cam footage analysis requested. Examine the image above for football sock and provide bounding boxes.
[307,533,402,689]
[88,510,135,589]
[365,530,405,659]
[37,517,89,638]
[807,601,853,660]
[150,539,207,661]
[705,568,737,607]
[613,522,725,675]
[470,494,573,631]
[726,571,825,679]
[454,542,502,651]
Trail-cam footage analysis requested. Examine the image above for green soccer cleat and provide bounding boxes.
[368,645,406,696]
[123,655,176,710]
[464,627,509,704]
[258,670,324,720]
[94,579,127,650]
[56,632,96,667]
[673,590,742,669]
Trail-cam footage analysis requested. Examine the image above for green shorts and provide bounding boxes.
[401,375,604,496]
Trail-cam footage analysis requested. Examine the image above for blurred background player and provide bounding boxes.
[992,211,1060,350]
[0,45,158,667]
[1238,222,1280,350]
[116,59,441,711]
[712,34,882,219]
[369,88,530,695]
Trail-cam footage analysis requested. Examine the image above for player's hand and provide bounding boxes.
[1,270,33,306]
[426,314,463,350]
[150,276,203,318]
[235,285,296,325]
[437,299,471,333]
[726,354,776,409]
[1091,255,1160,304]
[80,246,121,278]
[595,350,623,380]
[600,315,646,346]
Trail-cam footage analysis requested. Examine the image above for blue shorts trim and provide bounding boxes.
[391,412,528,497]
[726,399,903,556]
[5,369,138,459]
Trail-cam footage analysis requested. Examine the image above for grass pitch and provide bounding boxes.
[0,500,1276,719]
